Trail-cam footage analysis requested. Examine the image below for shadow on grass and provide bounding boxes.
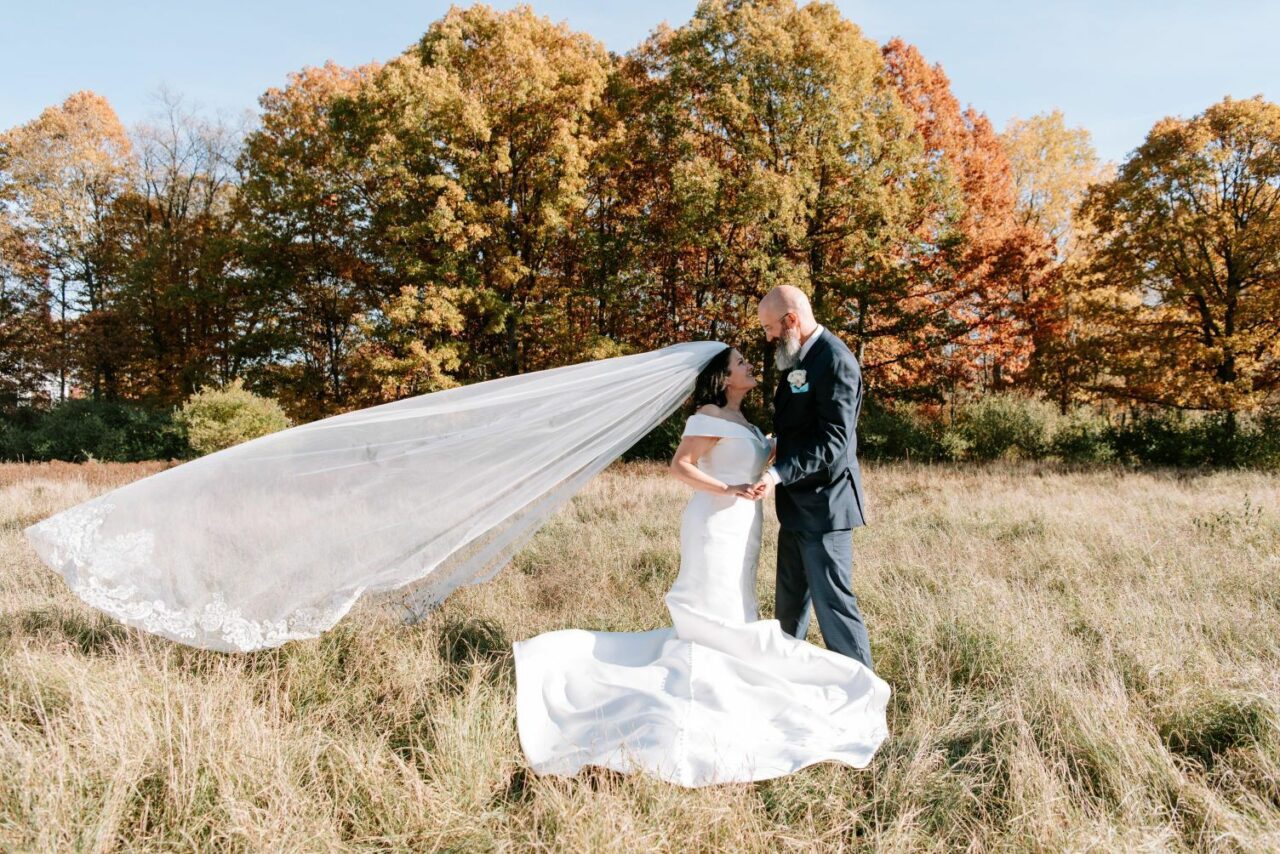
[1156,691,1273,772]
[436,616,513,689]
[0,606,127,656]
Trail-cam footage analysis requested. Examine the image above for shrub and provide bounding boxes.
[0,399,189,462]
[621,393,1280,471]
[1243,409,1280,469]
[859,399,949,462]
[1197,411,1280,469]
[1106,410,1196,467]
[175,379,292,456]
[1060,407,1280,469]
[951,394,1056,462]
[0,406,42,460]
[1049,407,1116,464]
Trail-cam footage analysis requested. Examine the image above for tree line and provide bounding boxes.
[2,0,1277,429]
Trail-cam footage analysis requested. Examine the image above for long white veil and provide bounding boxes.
[23,340,729,652]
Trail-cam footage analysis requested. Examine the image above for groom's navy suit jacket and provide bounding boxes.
[771,329,866,532]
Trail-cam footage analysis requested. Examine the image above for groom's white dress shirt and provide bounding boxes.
[763,324,823,487]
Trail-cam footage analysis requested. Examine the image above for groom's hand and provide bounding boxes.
[747,477,773,500]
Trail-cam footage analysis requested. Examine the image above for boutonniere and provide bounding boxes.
[787,369,809,393]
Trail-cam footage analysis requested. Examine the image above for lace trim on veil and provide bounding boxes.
[26,499,350,652]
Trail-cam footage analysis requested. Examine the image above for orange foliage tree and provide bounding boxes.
[880,39,1053,395]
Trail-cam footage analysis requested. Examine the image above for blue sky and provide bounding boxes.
[4,1,1276,164]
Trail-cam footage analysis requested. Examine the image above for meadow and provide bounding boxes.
[1,460,1278,851]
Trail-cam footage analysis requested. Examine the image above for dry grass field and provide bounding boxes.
[1,459,1278,851]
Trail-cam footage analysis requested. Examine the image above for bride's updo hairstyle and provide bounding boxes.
[691,346,733,409]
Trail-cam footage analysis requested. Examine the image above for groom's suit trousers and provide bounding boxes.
[775,527,873,670]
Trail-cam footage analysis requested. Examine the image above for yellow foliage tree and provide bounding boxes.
[347,284,466,403]
[1081,95,1280,417]
[0,91,133,400]
[1001,110,1114,408]
[344,4,612,378]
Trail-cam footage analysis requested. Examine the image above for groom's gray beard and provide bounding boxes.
[773,330,802,371]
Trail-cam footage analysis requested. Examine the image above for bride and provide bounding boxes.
[513,346,891,787]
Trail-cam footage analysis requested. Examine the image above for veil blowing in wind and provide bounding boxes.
[23,341,729,652]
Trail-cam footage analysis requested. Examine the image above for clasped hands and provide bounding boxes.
[728,478,773,501]
[726,434,777,501]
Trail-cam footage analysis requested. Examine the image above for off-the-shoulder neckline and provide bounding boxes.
[689,412,765,436]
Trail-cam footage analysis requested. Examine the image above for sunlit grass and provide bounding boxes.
[2,460,1278,850]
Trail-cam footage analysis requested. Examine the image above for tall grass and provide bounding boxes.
[1,460,1278,851]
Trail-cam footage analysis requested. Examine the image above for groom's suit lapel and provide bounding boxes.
[800,330,828,370]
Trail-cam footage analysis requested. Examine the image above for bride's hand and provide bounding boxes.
[725,483,758,499]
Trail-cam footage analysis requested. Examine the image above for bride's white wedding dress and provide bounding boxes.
[513,412,891,787]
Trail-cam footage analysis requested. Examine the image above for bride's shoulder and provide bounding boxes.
[684,405,760,440]
[682,406,726,439]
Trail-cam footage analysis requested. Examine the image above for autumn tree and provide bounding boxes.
[333,4,613,380]
[346,283,466,402]
[1080,95,1280,418]
[623,2,815,347]
[0,206,53,405]
[1003,110,1111,264]
[616,0,943,404]
[881,39,1054,395]
[19,1,1264,436]
[100,90,254,404]
[236,61,390,418]
[1001,110,1113,408]
[0,91,133,400]
[553,48,668,353]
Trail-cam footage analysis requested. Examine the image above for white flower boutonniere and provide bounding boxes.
[787,369,808,392]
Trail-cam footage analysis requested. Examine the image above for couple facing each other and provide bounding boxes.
[513,285,891,788]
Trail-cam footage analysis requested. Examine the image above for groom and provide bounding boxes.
[748,285,874,670]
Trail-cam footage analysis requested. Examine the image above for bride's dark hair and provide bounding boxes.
[692,347,734,409]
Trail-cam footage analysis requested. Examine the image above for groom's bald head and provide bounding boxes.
[758,285,816,342]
